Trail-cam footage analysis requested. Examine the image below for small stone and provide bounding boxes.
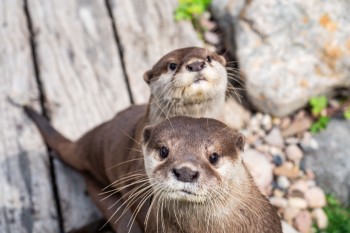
[282,118,312,138]
[282,221,299,233]
[200,14,217,31]
[274,163,300,178]
[294,210,312,233]
[272,117,281,126]
[277,176,290,190]
[305,169,315,179]
[270,147,284,156]
[285,137,299,145]
[273,189,285,198]
[281,117,291,129]
[305,187,326,208]
[256,144,270,153]
[204,31,220,45]
[288,197,308,209]
[246,134,259,145]
[300,132,319,151]
[243,149,273,195]
[289,180,308,195]
[295,110,306,120]
[265,127,284,148]
[270,196,288,209]
[312,208,328,229]
[272,155,283,166]
[261,114,272,130]
[286,145,303,163]
[283,207,300,224]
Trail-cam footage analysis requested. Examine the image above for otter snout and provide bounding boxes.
[186,61,206,72]
[172,166,199,183]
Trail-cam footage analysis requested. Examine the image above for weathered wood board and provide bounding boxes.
[0,0,59,232]
[26,0,131,231]
[110,0,202,103]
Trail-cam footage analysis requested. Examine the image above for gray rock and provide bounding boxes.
[265,127,284,148]
[212,0,350,116]
[304,119,350,203]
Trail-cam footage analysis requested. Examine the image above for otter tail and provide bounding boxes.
[24,106,83,171]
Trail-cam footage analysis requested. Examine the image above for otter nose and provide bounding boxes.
[172,167,199,183]
[186,61,206,72]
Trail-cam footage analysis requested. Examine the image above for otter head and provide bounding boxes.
[144,47,228,122]
[141,116,245,204]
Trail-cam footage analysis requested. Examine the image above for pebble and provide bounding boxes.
[282,118,312,138]
[270,196,288,208]
[283,207,301,224]
[305,187,326,208]
[261,114,272,130]
[312,208,328,229]
[281,117,291,129]
[288,197,308,209]
[272,117,281,126]
[277,176,290,189]
[204,31,220,45]
[274,163,300,178]
[243,149,273,195]
[272,155,283,166]
[285,137,299,144]
[265,127,284,148]
[294,210,312,233]
[300,132,319,151]
[288,180,308,195]
[273,189,285,198]
[285,145,303,163]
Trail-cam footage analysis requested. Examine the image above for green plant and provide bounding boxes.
[310,96,328,116]
[310,116,330,134]
[175,0,212,40]
[315,195,350,233]
[175,0,211,21]
[344,107,350,120]
[309,96,329,133]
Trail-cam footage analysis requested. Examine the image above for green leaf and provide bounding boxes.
[175,0,212,21]
[344,107,350,120]
[309,96,328,116]
[310,116,330,134]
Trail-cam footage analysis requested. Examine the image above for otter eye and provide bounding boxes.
[168,63,177,71]
[159,147,169,159]
[209,153,219,165]
[206,55,212,63]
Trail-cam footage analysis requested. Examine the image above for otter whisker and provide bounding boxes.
[106,157,144,171]
[118,127,142,146]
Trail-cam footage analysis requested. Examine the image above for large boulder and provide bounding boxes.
[212,0,350,116]
[304,119,350,203]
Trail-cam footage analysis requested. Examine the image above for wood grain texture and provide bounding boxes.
[0,0,59,232]
[26,0,131,231]
[110,0,203,103]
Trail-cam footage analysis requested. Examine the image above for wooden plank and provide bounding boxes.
[26,0,131,231]
[109,0,203,103]
[0,0,59,232]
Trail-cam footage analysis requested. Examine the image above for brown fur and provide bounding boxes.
[24,47,280,232]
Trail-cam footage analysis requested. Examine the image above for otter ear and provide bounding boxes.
[218,55,226,66]
[235,133,245,152]
[143,125,153,144]
[143,70,153,84]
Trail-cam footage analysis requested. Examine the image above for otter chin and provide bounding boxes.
[141,117,282,233]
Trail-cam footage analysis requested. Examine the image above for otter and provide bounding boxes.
[25,106,282,232]
[141,116,282,233]
[25,47,230,232]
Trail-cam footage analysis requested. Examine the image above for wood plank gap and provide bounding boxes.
[105,0,134,104]
[23,1,64,232]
